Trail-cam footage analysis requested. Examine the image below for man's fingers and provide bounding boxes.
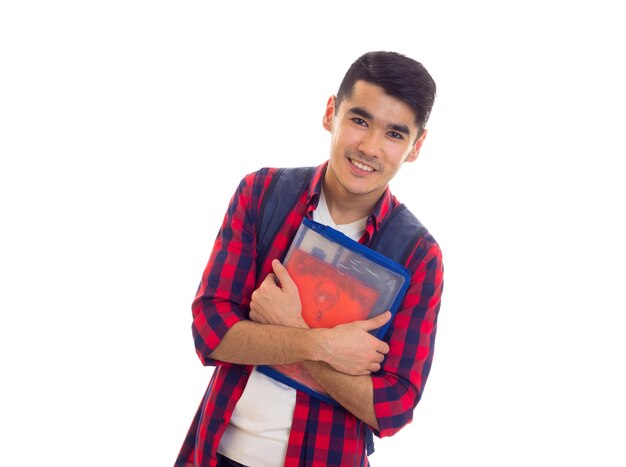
[348,312,391,356]
[271,259,296,290]
[262,272,277,286]
[357,311,392,332]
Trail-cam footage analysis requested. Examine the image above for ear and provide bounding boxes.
[405,129,428,163]
[322,96,336,132]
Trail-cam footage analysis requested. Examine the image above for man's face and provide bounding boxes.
[323,80,426,203]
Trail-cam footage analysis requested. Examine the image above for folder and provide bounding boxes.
[257,218,411,405]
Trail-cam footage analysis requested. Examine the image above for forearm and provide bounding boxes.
[304,360,379,430]
[208,320,320,365]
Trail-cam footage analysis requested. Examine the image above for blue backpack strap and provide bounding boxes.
[256,166,315,269]
[370,203,427,264]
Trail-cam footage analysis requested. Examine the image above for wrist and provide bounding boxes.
[303,327,330,363]
[286,314,309,329]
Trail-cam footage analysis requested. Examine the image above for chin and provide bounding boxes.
[341,179,381,197]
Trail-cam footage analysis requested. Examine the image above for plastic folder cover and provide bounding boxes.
[257,218,410,405]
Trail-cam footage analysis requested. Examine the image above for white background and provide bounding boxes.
[1,1,625,466]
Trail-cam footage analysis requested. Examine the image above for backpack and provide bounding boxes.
[255,166,428,458]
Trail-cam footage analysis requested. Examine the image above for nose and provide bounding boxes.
[357,130,382,158]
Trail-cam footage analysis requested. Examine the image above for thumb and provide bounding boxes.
[358,311,392,331]
[272,259,297,290]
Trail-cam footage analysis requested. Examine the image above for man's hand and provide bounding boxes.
[250,259,307,328]
[250,259,391,375]
[316,312,391,375]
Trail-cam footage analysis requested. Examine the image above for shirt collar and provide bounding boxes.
[367,185,395,231]
[306,161,397,241]
[306,161,326,208]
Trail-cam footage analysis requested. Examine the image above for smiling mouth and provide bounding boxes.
[349,158,376,172]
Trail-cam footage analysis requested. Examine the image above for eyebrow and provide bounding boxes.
[349,106,411,137]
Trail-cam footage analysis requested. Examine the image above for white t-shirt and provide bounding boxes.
[217,189,366,466]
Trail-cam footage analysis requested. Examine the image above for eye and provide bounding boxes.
[388,131,404,140]
[352,118,367,127]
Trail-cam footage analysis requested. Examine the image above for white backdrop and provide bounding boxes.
[1,1,625,466]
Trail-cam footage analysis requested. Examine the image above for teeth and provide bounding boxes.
[350,159,374,172]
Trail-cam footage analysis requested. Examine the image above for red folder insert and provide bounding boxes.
[270,249,381,394]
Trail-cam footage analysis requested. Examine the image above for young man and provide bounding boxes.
[176,51,443,467]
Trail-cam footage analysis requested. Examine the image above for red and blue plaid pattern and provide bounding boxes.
[176,162,443,467]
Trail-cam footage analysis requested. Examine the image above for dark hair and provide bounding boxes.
[336,51,437,135]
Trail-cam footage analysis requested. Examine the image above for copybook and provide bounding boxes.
[257,218,411,405]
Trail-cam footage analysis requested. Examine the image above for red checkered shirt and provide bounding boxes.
[175,162,444,467]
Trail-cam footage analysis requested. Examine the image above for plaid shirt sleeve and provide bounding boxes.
[372,231,444,437]
[191,168,275,365]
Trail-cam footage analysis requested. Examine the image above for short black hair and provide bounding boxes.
[336,51,437,135]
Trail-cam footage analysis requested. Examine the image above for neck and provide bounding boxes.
[322,171,383,225]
